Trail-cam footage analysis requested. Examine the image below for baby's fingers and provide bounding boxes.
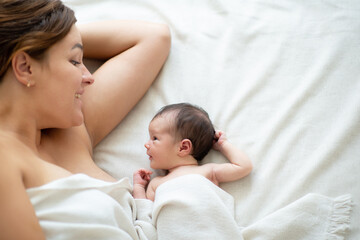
[134,168,152,180]
[214,130,225,140]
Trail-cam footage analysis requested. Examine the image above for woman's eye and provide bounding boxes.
[70,60,81,66]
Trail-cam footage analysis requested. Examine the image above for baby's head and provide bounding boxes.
[152,103,215,161]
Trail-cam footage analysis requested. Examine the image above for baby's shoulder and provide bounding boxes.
[172,164,217,182]
[198,163,220,185]
[149,175,167,187]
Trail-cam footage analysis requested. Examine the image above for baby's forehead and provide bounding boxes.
[150,112,177,131]
[150,114,169,124]
[153,111,176,123]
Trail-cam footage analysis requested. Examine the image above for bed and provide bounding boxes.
[64,0,359,239]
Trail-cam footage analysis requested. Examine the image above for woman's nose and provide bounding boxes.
[82,66,95,85]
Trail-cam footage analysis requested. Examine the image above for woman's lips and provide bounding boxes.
[75,89,84,99]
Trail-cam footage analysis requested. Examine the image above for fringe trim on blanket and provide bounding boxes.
[326,194,352,240]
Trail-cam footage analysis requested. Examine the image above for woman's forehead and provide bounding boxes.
[47,25,82,54]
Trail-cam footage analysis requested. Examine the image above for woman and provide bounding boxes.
[0,0,170,239]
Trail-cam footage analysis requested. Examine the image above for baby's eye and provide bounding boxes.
[152,136,158,141]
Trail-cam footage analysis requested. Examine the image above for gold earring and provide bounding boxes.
[27,80,31,88]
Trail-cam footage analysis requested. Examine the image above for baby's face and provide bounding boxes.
[144,115,178,170]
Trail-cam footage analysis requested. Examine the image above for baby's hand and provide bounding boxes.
[133,168,153,188]
[212,130,228,151]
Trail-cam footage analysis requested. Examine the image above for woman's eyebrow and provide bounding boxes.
[72,43,83,50]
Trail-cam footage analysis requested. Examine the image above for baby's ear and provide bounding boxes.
[178,139,192,157]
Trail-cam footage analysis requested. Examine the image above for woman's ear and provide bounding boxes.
[178,139,192,157]
[11,51,34,87]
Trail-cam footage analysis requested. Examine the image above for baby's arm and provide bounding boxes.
[212,131,253,183]
[132,168,153,199]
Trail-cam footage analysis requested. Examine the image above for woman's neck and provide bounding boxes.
[0,74,42,151]
[0,120,41,152]
[0,104,41,152]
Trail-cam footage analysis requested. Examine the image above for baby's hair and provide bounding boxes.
[153,103,215,161]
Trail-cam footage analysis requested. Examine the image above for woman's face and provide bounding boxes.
[31,25,94,129]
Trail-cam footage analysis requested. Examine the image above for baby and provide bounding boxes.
[133,103,253,201]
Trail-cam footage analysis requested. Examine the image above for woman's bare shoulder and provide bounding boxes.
[0,133,31,164]
[0,131,75,188]
[0,134,46,239]
[0,132,39,182]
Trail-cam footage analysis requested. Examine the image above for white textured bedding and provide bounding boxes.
[64,0,359,239]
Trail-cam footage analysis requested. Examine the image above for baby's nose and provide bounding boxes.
[144,142,150,149]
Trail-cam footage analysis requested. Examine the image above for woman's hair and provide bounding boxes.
[0,0,76,81]
[153,103,215,161]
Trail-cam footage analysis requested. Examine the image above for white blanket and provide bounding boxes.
[155,175,352,240]
[27,173,351,240]
[27,174,156,240]
[64,0,359,239]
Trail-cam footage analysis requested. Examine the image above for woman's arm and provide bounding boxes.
[79,20,171,146]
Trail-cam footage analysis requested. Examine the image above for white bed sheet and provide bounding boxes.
[64,0,359,239]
